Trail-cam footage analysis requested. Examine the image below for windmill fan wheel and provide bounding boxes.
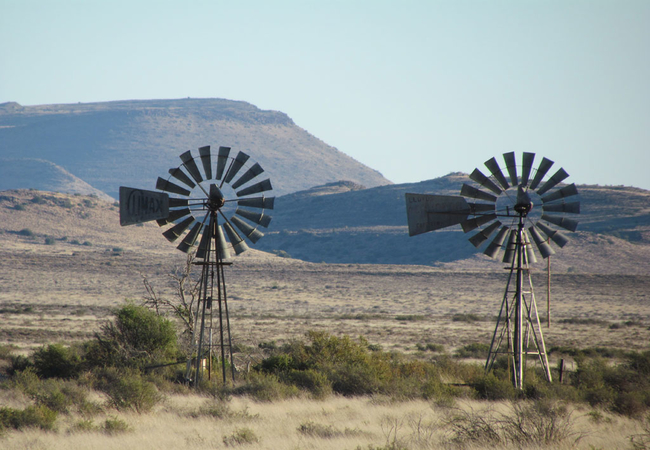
[460,151,580,262]
[155,146,274,258]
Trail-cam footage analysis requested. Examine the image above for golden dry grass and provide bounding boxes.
[1,394,647,450]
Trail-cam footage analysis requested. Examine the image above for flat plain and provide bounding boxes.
[1,190,649,449]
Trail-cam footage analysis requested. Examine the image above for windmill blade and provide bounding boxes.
[199,146,213,180]
[236,179,273,197]
[502,229,517,264]
[232,163,264,190]
[235,207,272,228]
[168,197,189,208]
[119,187,169,226]
[223,221,250,254]
[536,167,569,196]
[214,224,231,259]
[223,151,250,184]
[180,150,204,184]
[484,226,509,259]
[156,177,191,197]
[405,193,470,235]
[177,222,203,253]
[156,207,191,226]
[467,202,496,214]
[520,152,535,186]
[522,229,538,264]
[195,222,212,259]
[470,169,502,195]
[237,196,275,210]
[503,152,518,187]
[460,184,497,203]
[168,167,196,189]
[162,217,194,242]
[529,157,554,190]
[541,183,578,203]
[536,222,570,248]
[542,201,580,214]
[541,214,579,232]
[460,213,497,233]
[528,225,555,259]
[468,220,502,248]
[231,216,264,243]
[484,157,510,190]
[216,146,231,180]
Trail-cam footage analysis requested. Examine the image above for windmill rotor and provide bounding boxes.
[405,151,580,389]
[119,145,274,386]
[121,145,274,257]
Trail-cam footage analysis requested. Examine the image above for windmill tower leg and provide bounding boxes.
[485,215,552,389]
[185,213,235,387]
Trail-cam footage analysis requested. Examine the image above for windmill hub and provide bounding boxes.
[514,186,533,216]
[208,184,226,211]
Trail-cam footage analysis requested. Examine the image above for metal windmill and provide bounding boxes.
[119,145,274,386]
[405,152,580,388]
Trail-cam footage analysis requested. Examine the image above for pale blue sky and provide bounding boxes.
[1,0,649,189]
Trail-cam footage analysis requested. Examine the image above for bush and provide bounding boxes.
[234,372,299,402]
[94,367,162,413]
[0,405,58,432]
[89,303,179,368]
[223,427,259,446]
[455,343,490,359]
[18,228,34,237]
[33,343,82,379]
[472,372,516,401]
[102,417,131,435]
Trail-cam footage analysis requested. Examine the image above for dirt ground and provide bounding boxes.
[1,236,648,366]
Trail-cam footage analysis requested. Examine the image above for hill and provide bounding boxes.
[1,173,648,276]
[0,99,391,198]
[253,174,650,274]
[0,158,113,201]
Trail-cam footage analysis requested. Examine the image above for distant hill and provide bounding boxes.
[0,99,391,198]
[0,181,648,275]
[0,158,113,201]
[254,174,650,274]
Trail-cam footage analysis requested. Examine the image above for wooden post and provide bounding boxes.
[559,359,565,383]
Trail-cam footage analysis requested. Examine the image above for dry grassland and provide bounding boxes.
[1,190,650,449]
[1,393,648,450]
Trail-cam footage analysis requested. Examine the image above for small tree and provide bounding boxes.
[142,253,200,339]
[89,303,179,369]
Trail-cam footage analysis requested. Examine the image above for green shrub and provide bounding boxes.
[286,368,333,399]
[18,228,34,237]
[223,427,259,446]
[472,372,516,401]
[0,405,58,432]
[33,343,82,379]
[9,367,40,396]
[455,343,490,359]
[89,303,179,368]
[94,367,162,413]
[102,417,131,435]
[44,236,55,245]
[298,421,341,438]
[68,419,96,433]
[234,372,299,402]
[452,313,482,323]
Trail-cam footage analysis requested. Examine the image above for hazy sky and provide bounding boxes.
[2,1,649,189]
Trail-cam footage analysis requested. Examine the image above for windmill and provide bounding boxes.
[119,145,274,386]
[405,152,579,388]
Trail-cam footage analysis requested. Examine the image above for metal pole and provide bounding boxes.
[515,217,524,389]
[547,250,551,328]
